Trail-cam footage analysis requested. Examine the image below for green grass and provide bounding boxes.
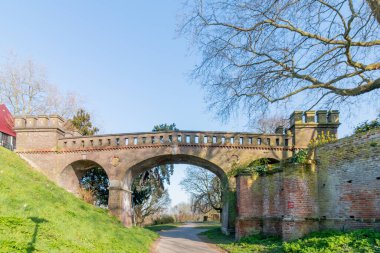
[0,147,158,252]
[200,228,380,253]
[193,221,221,230]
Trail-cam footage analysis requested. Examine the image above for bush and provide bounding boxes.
[354,114,380,134]
[152,215,175,225]
[291,149,309,164]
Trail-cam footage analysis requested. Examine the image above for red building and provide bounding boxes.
[0,104,15,150]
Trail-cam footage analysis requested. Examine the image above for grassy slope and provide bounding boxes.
[201,228,380,253]
[0,147,158,253]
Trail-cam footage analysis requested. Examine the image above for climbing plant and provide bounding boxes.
[228,158,280,177]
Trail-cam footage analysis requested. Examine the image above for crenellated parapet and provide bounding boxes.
[15,115,66,130]
[289,110,340,148]
[14,115,68,151]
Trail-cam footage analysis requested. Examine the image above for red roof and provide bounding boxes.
[0,104,16,137]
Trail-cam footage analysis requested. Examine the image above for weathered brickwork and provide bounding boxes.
[316,129,380,232]
[236,128,380,240]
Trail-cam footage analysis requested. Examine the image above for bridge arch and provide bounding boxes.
[121,154,232,232]
[59,159,110,199]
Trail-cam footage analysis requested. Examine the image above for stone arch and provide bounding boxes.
[59,160,110,197]
[123,154,232,233]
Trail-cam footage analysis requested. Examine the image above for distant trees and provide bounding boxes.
[254,115,288,134]
[181,0,380,121]
[180,166,222,214]
[0,54,80,117]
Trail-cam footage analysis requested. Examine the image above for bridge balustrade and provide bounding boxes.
[57,131,292,150]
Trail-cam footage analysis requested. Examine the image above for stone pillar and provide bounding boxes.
[108,180,133,227]
[316,111,328,124]
[235,174,263,239]
[281,164,319,241]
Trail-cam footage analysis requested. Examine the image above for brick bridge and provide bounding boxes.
[14,110,339,234]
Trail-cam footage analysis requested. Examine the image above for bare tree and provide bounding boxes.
[180,166,222,214]
[254,115,289,134]
[134,189,171,226]
[180,0,380,120]
[0,54,80,117]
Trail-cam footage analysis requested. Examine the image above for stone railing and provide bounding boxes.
[57,131,293,149]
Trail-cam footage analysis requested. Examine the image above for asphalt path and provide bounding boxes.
[152,223,224,253]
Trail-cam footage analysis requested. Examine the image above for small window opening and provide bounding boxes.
[133,137,138,145]
[221,137,226,144]
[257,138,262,145]
[186,135,190,143]
[116,138,120,146]
[142,137,146,144]
[230,137,234,144]
[285,139,289,146]
[239,137,243,145]
[248,137,253,144]
[177,135,182,142]
[195,136,199,144]
[276,138,280,146]
[212,136,217,144]
[124,138,128,145]
[203,136,208,143]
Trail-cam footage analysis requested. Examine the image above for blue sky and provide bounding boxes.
[0,1,378,207]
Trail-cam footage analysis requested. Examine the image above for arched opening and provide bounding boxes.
[59,160,110,207]
[123,154,231,233]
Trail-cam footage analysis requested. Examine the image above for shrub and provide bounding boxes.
[78,187,96,204]
[228,158,281,177]
[354,114,380,134]
[309,131,337,147]
[152,215,175,225]
[291,149,309,164]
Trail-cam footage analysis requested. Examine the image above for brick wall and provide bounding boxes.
[316,129,380,231]
[236,128,380,240]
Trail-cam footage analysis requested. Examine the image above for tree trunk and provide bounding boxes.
[367,0,380,24]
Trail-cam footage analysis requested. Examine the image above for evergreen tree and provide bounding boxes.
[70,109,99,136]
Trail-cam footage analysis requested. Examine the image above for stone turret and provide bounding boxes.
[289,110,340,148]
[14,115,67,151]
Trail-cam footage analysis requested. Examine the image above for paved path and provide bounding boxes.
[152,223,223,253]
